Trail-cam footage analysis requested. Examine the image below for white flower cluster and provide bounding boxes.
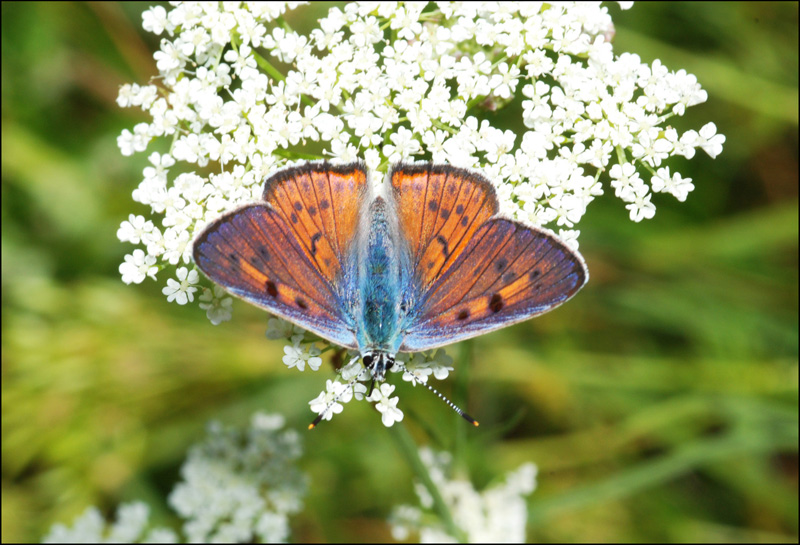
[43,503,177,544]
[118,1,724,321]
[117,2,724,424]
[265,313,454,427]
[389,448,538,542]
[42,413,306,544]
[169,413,306,542]
[307,347,455,427]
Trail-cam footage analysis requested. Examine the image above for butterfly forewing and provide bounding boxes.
[400,218,587,352]
[261,162,369,288]
[193,204,358,348]
[389,164,498,293]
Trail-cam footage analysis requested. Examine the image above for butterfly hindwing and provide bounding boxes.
[261,161,369,288]
[389,164,498,293]
[400,218,588,351]
[193,203,358,348]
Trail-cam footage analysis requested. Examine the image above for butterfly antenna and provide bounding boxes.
[396,362,479,426]
[309,358,366,430]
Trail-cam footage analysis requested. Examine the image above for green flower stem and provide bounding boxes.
[615,144,628,165]
[431,118,458,134]
[390,422,467,543]
[273,148,325,160]
[465,94,487,110]
[252,50,286,82]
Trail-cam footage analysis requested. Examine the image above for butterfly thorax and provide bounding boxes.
[356,197,405,355]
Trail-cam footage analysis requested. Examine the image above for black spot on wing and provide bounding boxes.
[310,232,322,255]
[435,234,449,256]
[266,280,278,297]
[489,293,504,313]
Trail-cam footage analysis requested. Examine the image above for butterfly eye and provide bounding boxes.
[385,358,394,371]
[362,354,374,368]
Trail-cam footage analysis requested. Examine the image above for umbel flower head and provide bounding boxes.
[117,2,725,426]
[43,413,307,543]
[389,447,538,542]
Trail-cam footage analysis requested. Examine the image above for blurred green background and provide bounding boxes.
[2,2,797,543]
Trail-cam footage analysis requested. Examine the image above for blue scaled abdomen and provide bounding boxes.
[358,197,402,350]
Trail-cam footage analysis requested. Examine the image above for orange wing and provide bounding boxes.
[388,163,498,293]
[193,204,358,348]
[261,161,369,287]
[401,218,588,351]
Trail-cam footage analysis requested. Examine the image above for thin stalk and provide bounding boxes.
[390,422,467,542]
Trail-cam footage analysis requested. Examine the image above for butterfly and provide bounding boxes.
[193,162,588,418]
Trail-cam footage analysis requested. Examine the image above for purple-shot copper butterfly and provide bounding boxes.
[192,162,588,425]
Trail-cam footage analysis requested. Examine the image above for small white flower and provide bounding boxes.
[368,383,404,427]
[403,349,454,383]
[383,126,422,163]
[161,267,198,304]
[117,214,155,244]
[625,184,657,222]
[309,379,353,422]
[198,286,233,325]
[266,317,305,341]
[697,122,726,158]
[141,5,168,35]
[651,167,695,202]
[488,62,520,99]
[402,353,433,385]
[119,249,158,284]
[609,162,641,200]
[282,341,322,372]
[350,15,382,47]
[558,229,581,251]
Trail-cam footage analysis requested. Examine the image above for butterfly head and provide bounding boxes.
[362,351,395,382]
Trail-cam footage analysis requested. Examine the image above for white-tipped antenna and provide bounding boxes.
[309,359,367,430]
[395,362,479,427]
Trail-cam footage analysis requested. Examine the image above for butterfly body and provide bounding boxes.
[357,196,406,356]
[193,161,588,383]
